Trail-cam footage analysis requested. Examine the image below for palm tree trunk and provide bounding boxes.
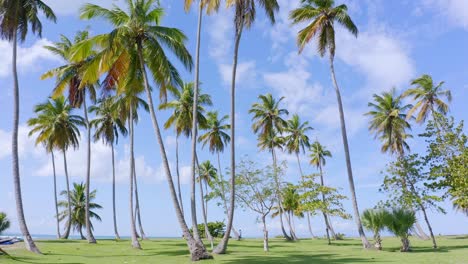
[83,97,96,244]
[128,111,141,249]
[318,163,331,244]
[415,221,430,240]
[79,225,85,240]
[213,17,244,255]
[262,215,269,252]
[51,151,61,239]
[11,31,40,254]
[175,135,184,215]
[133,156,147,240]
[204,181,209,221]
[199,176,214,249]
[189,1,204,245]
[306,213,315,238]
[61,150,72,239]
[217,153,240,240]
[111,144,120,240]
[329,55,370,248]
[272,149,293,241]
[137,42,211,260]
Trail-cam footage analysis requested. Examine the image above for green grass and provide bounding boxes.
[1,236,467,263]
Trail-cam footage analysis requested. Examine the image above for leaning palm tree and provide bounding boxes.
[361,209,388,250]
[28,97,85,240]
[184,0,220,248]
[42,31,98,244]
[215,0,279,254]
[290,0,370,248]
[309,140,336,243]
[89,97,127,240]
[403,74,452,124]
[384,208,416,252]
[58,182,102,240]
[366,89,438,249]
[159,82,212,228]
[250,93,292,240]
[80,1,215,260]
[197,160,218,248]
[284,114,314,237]
[198,112,241,239]
[0,0,56,253]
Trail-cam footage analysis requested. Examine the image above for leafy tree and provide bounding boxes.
[403,74,452,124]
[420,115,467,214]
[299,174,351,245]
[290,0,370,248]
[217,0,279,254]
[309,140,337,241]
[89,97,127,240]
[190,221,226,239]
[361,209,388,250]
[383,208,416,252]
[0,0,56,254]
[58,183,102,240]
[28,97,85,240]
[235,159,276,252]
[380,154,443,248]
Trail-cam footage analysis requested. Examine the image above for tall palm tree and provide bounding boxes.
[80,1,215,260]
[159,82,212,226]
[58,182,102,240]
[250,93,293,240]
[197,160,218,248]
[89,97,127,240]
[198,112,241,239]
[214,0,279,254]
[366,89,438,249]
[184,0,220,248]
[27,97,85,240]
[115,87,150,244]
[284,114,314,237]
[42,31,98,244]
[403,74,452,124]
[309,140,336,243]
[0,0,56,253]
[290,0,370,248]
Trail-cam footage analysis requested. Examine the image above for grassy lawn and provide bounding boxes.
[1,236,467,263]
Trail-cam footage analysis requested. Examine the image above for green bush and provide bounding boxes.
[189,221,225,238]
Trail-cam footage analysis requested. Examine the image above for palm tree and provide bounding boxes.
[27,97,85,240]
[58,182,102,240]
[250,93,292,240]
[361,209,388,250]
[384,208,416,252]
[159,82,212,226]
[80,1,214,260]
[284,114,314,237]
[282,184,303,240]
[198,112,241,239]
[290,0,371,248]
[0,212,10,235]
[366,89,437,249]
[0,0,56,254]
[197,160,218,248]
[215,0,279,254]
[184,0,220,248]
[309,140,336,243]
[403,74,452,124]
[42,31,98,244]
[89,97,127,240]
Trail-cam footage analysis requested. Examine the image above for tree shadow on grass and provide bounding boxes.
[219,253,379,264]
[2,255,83,264]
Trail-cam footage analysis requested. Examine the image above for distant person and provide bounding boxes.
[239,229,242,239]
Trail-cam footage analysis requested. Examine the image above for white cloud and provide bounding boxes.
[207,8,233,62]
[336,29,415,95]
[0,125,43,160]
[423,0,468,30]
[0,38,61,78]
[219,60,257,87]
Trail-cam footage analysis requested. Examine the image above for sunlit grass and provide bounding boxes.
[1,236,467,263]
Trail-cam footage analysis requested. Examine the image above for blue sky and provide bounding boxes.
[0,0,467,238]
